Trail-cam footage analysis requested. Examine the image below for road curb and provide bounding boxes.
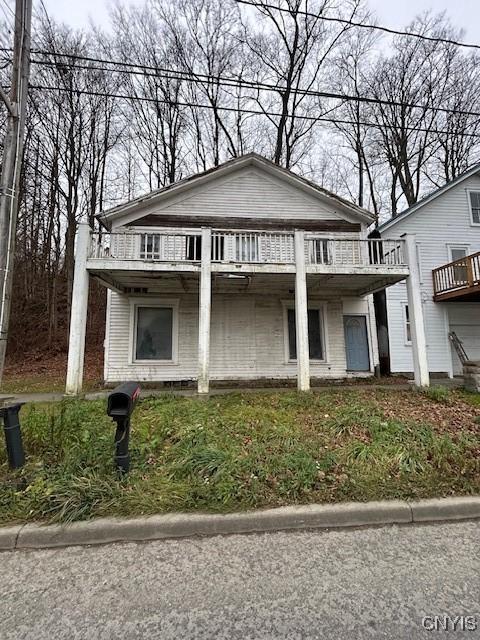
[410,496,480,521]
[1,496,479,551]
[0,525,22,550]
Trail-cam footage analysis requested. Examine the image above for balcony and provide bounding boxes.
[433,252,480,302]
[86,229,409,296]
[88,229,407,269]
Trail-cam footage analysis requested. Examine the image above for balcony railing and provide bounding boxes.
[433,251,480,300]
[304,237,405,267]
[88,230,407,269]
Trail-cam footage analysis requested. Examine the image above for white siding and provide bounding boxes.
[104,292,375,383]
[384,174,480,374]
[448,304,480,373]
[112,167,362,229]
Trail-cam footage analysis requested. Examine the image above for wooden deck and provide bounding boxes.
[433,251,480,301]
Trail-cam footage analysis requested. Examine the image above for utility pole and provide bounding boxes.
[0,0,32,384]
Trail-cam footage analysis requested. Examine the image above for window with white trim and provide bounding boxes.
[468,191,480,224]
[285,306,325,361]
[403,304,411,344]
[309,239,331,265]
[449,246,468,262]
[448,245,469,283]
[133,305,175,361]
[140,233,162,260]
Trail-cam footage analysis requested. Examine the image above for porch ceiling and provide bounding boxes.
[88,268,407,297]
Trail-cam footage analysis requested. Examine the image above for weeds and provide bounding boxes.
[420,385,451,404]
[0,389,478,524]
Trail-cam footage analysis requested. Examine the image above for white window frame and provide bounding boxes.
[466,189,480,226]
[402,302,412,346]
[308,238,332,265]
[281,301,329,364]
[447,243,470,263]
[129,298,179,365]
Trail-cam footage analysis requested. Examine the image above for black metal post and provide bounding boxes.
[0,402,25,469]
[107,382,140,476]
[113,417,130,475]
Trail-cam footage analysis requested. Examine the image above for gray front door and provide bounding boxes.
[344,315,370,371]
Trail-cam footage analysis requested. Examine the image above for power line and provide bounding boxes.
[0,0,15,30]
[0,0,15,17]
[234,0,480,52]
[29,50,480,120]
[27,83,480,139]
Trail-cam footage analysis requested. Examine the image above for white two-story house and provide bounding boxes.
[65,153,426,394]
[376,163,480,378]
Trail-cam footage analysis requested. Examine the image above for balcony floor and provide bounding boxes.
[434,283,480,302]
[88,265,408,297]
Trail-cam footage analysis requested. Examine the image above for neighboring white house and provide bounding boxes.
[377,164,480,377]
[65,153,427,394]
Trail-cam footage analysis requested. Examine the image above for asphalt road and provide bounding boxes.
[1,521,479,639]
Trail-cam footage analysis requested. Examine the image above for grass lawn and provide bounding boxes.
[0,387,479,525]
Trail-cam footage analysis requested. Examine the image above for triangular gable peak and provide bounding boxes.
[99,154,373,231]
[378,163,480,233]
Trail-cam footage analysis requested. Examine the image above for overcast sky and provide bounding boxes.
[40,0,478,42]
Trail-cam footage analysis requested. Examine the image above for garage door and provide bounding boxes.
[449,304,480,374]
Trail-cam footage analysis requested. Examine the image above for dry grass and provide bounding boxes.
[0,387,478,525]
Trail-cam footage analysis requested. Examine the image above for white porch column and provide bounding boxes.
[65,220,91,395]
[294,230,310,391]
[403,233,429,387]
[197,227,212,394]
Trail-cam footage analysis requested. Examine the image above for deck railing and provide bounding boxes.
[433,251,480,299]
[304,237,405,267]
[88,230,407,269]
[89,230,203,262]
[211,230,295,264]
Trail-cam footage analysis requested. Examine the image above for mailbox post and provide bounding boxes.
[107,382,141,475]
[0,403,25,470]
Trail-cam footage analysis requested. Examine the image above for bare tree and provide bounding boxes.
[241,0,364,168]
[330,23,380,214]
[156,0,246,167]
[432,53,480,184]
[367,14,462,212]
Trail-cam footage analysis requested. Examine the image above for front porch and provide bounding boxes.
[66,225,429,394]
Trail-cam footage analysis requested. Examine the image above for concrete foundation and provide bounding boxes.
[463,361,480,393]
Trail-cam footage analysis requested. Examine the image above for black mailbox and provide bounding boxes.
[0,403,26,470]
[107,382,141,475]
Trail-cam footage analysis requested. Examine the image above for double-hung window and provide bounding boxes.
[140,233,162,260]
[285,306,325,361]
[403,304,412,345]
[449,246,469,284]
[132,303,177,362]
[468,191,480,225]
[309,239,331,265]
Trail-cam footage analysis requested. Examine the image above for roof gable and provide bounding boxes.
[99,153,374,229]
[378,163,480,233]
